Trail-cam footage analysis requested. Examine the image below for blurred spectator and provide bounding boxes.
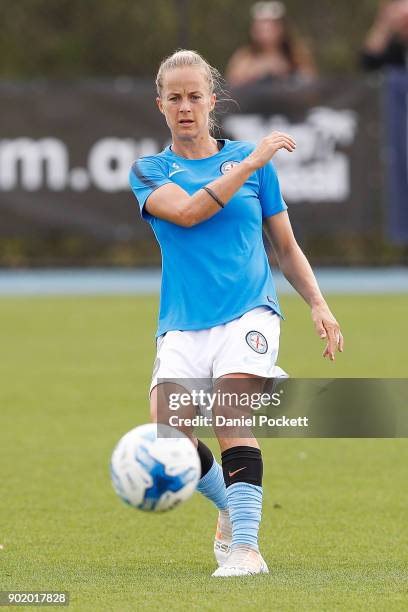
[361,0,408,70]
[225,1,316,87]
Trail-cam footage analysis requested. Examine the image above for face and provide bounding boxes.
[157,66,216,141]
[250,18,285,48]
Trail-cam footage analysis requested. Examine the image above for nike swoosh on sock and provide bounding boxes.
[228,467,247,478]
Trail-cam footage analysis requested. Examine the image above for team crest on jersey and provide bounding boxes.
[220,160,240,174]
[245,331,268,354]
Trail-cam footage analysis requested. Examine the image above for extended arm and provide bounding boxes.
[263,211,344,360]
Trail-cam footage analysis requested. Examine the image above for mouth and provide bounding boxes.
[178,119,194,126]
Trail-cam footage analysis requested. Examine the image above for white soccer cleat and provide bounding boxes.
[214,509,232,566]
[212,544,269,577]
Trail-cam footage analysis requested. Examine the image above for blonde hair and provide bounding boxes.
[156,49,226,133]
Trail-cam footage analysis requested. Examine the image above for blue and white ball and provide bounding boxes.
[110,424,200,512]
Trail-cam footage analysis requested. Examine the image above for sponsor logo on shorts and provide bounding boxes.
[246,331,268,354]
[220,160,240,174]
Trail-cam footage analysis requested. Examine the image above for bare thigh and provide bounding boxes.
[213,373,266,452]
[150,382,198,445]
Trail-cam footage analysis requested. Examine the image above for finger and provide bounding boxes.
[276,140,296,152]
[271,136,296,147]
[284,139,297,148]
[334,328,343,349]
[326,327,337,360]
[271,134,295,144]
[272,131,295,143]
[322,345,335,361]
[316,322,327,339]
[338,332,344,352]
[268,134,296,145]
[322,343,334,361]
[269,143,295,156]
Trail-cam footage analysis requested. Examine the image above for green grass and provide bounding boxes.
[0,294,407,611]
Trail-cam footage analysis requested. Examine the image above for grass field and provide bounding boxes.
[1,294,407,611]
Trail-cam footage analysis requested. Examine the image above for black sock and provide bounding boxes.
[221,446,263,488]
[197,439,214,478]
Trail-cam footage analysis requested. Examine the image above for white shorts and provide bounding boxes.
[150,306,287,394]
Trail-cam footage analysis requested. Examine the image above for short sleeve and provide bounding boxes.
[129,157,172,221]
[257,161,287,218]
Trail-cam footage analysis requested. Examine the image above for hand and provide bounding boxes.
[390,1,408,35]
[376,1,405,34]
[246,132,296,170]
[311,302,344,362]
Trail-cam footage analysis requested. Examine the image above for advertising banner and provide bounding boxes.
[0,78,385,262]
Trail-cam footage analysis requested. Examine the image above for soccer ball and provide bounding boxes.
[110,423,201,512]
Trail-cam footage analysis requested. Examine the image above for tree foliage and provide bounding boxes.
[0,0,381,77]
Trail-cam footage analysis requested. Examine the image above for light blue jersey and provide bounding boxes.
[129,139,287,338]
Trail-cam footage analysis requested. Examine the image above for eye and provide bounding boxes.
[191,95,201,100]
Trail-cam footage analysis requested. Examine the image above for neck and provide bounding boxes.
[255,41,281,53]
[171,133,219,159]
[266,44,281,52]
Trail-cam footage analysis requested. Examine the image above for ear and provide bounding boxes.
[156,96,164,114]
[209,93,216,113]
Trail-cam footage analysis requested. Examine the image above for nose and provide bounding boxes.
[179,97,192,113]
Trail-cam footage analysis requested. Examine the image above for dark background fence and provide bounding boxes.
[1,75,407,267]
[0,0,407,267]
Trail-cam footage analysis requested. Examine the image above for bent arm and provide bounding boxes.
[263,211,343,360]
[144,132,296,227]
[144,159,255,227]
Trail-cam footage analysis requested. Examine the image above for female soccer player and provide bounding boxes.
[129,49,343,577]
